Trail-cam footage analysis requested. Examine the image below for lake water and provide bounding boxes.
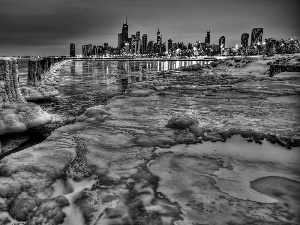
[17,59,210,117]
[18,59,209,85]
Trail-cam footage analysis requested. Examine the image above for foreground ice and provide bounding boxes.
[0,55,300,224]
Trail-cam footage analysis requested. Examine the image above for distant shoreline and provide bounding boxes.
[71,57,216,61]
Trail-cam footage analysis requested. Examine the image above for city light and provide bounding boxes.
[74,23,299,58]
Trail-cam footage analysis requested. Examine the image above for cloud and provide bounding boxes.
[0,0,119,45]
[0,0,299,56]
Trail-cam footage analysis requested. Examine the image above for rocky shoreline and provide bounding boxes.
[0,58,74,157]
[0,55,300,224]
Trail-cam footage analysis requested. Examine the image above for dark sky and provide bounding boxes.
[0,0,299,56]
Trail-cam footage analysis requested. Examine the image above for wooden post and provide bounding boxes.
[27,59,42,86]
[0,57,26,104]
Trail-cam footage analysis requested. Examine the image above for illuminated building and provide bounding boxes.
[131,34,136,54]
[168,39,173,51]
[82,44,92,56]
[219,36,225,48]
[250,28,263,46]
[135,31,141,54]
[121,17,128,48]
[128,37,132,52]
[157,27,162,45]
[118,33,122,49]
[142,34,147,54]
[241,33,249,47]
[104,43,108,50]
[147,41,154,54]
[70,43,75,57]
[92,45,97,55]
[124,43,130,54]
[96,46,103,55]
[205,30,210,45]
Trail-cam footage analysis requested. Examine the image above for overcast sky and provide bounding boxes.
[0,0,299,56]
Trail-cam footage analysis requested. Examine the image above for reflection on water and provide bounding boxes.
[74,59,207,74]
[54,60,208,96]
[16,59,209,117]
[17,59,209,86]
[17,59,29,85]
[17,59,210,97]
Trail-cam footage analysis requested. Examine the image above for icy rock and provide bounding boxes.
[76,105,110,122]
[166,116,199,130]
[9,192,37,221]
[26,196,69,225]
[20,86,60,101]
[0,177,22,198]
[0,103,52,135]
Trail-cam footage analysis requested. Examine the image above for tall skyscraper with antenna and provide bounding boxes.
[121,17,128,48]
[157,27,162,45]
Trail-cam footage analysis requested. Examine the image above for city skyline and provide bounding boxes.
[0,0,299,56]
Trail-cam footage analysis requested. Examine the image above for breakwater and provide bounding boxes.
[27,57,64,86]
[0,57,26,103]
[0,57,51,137]
[268,64,300,77]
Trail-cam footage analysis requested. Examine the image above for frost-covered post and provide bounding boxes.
[28,58,43,86]
[0,57,26,104]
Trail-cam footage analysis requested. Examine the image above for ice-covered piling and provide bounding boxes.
[27,59,42,86]
[268,64,300,77]
[0,57,26,104]
[0,57,51,136]
[27,57,64,86]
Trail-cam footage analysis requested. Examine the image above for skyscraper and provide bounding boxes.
[124,42,130,54]
[82,45,90,56]
[205,30,210,45]
[157,28,162,45]
[241,33,249,48]
[250,28,263,46]
[136,31,140,40]
[168,39,173,51]
[147,41,154,55]
[128,37,132,52]
[118,33,122,49]
[219,36,225,47]
[104,43,108,51]
[142,34,147,54]
[133,31,141,54]
[131,34,136,54]
[121,17,128,48]
[92,45,97,55]
[96,46,103,55]
[70,43,75,57]
[161,43,166,53]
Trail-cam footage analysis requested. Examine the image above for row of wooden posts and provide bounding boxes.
[28,57,64,86]
[268,64,300,77]
[0,57,26,104]
[0,57,65,104]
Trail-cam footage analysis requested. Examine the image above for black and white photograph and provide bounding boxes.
[0,0,300,224]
